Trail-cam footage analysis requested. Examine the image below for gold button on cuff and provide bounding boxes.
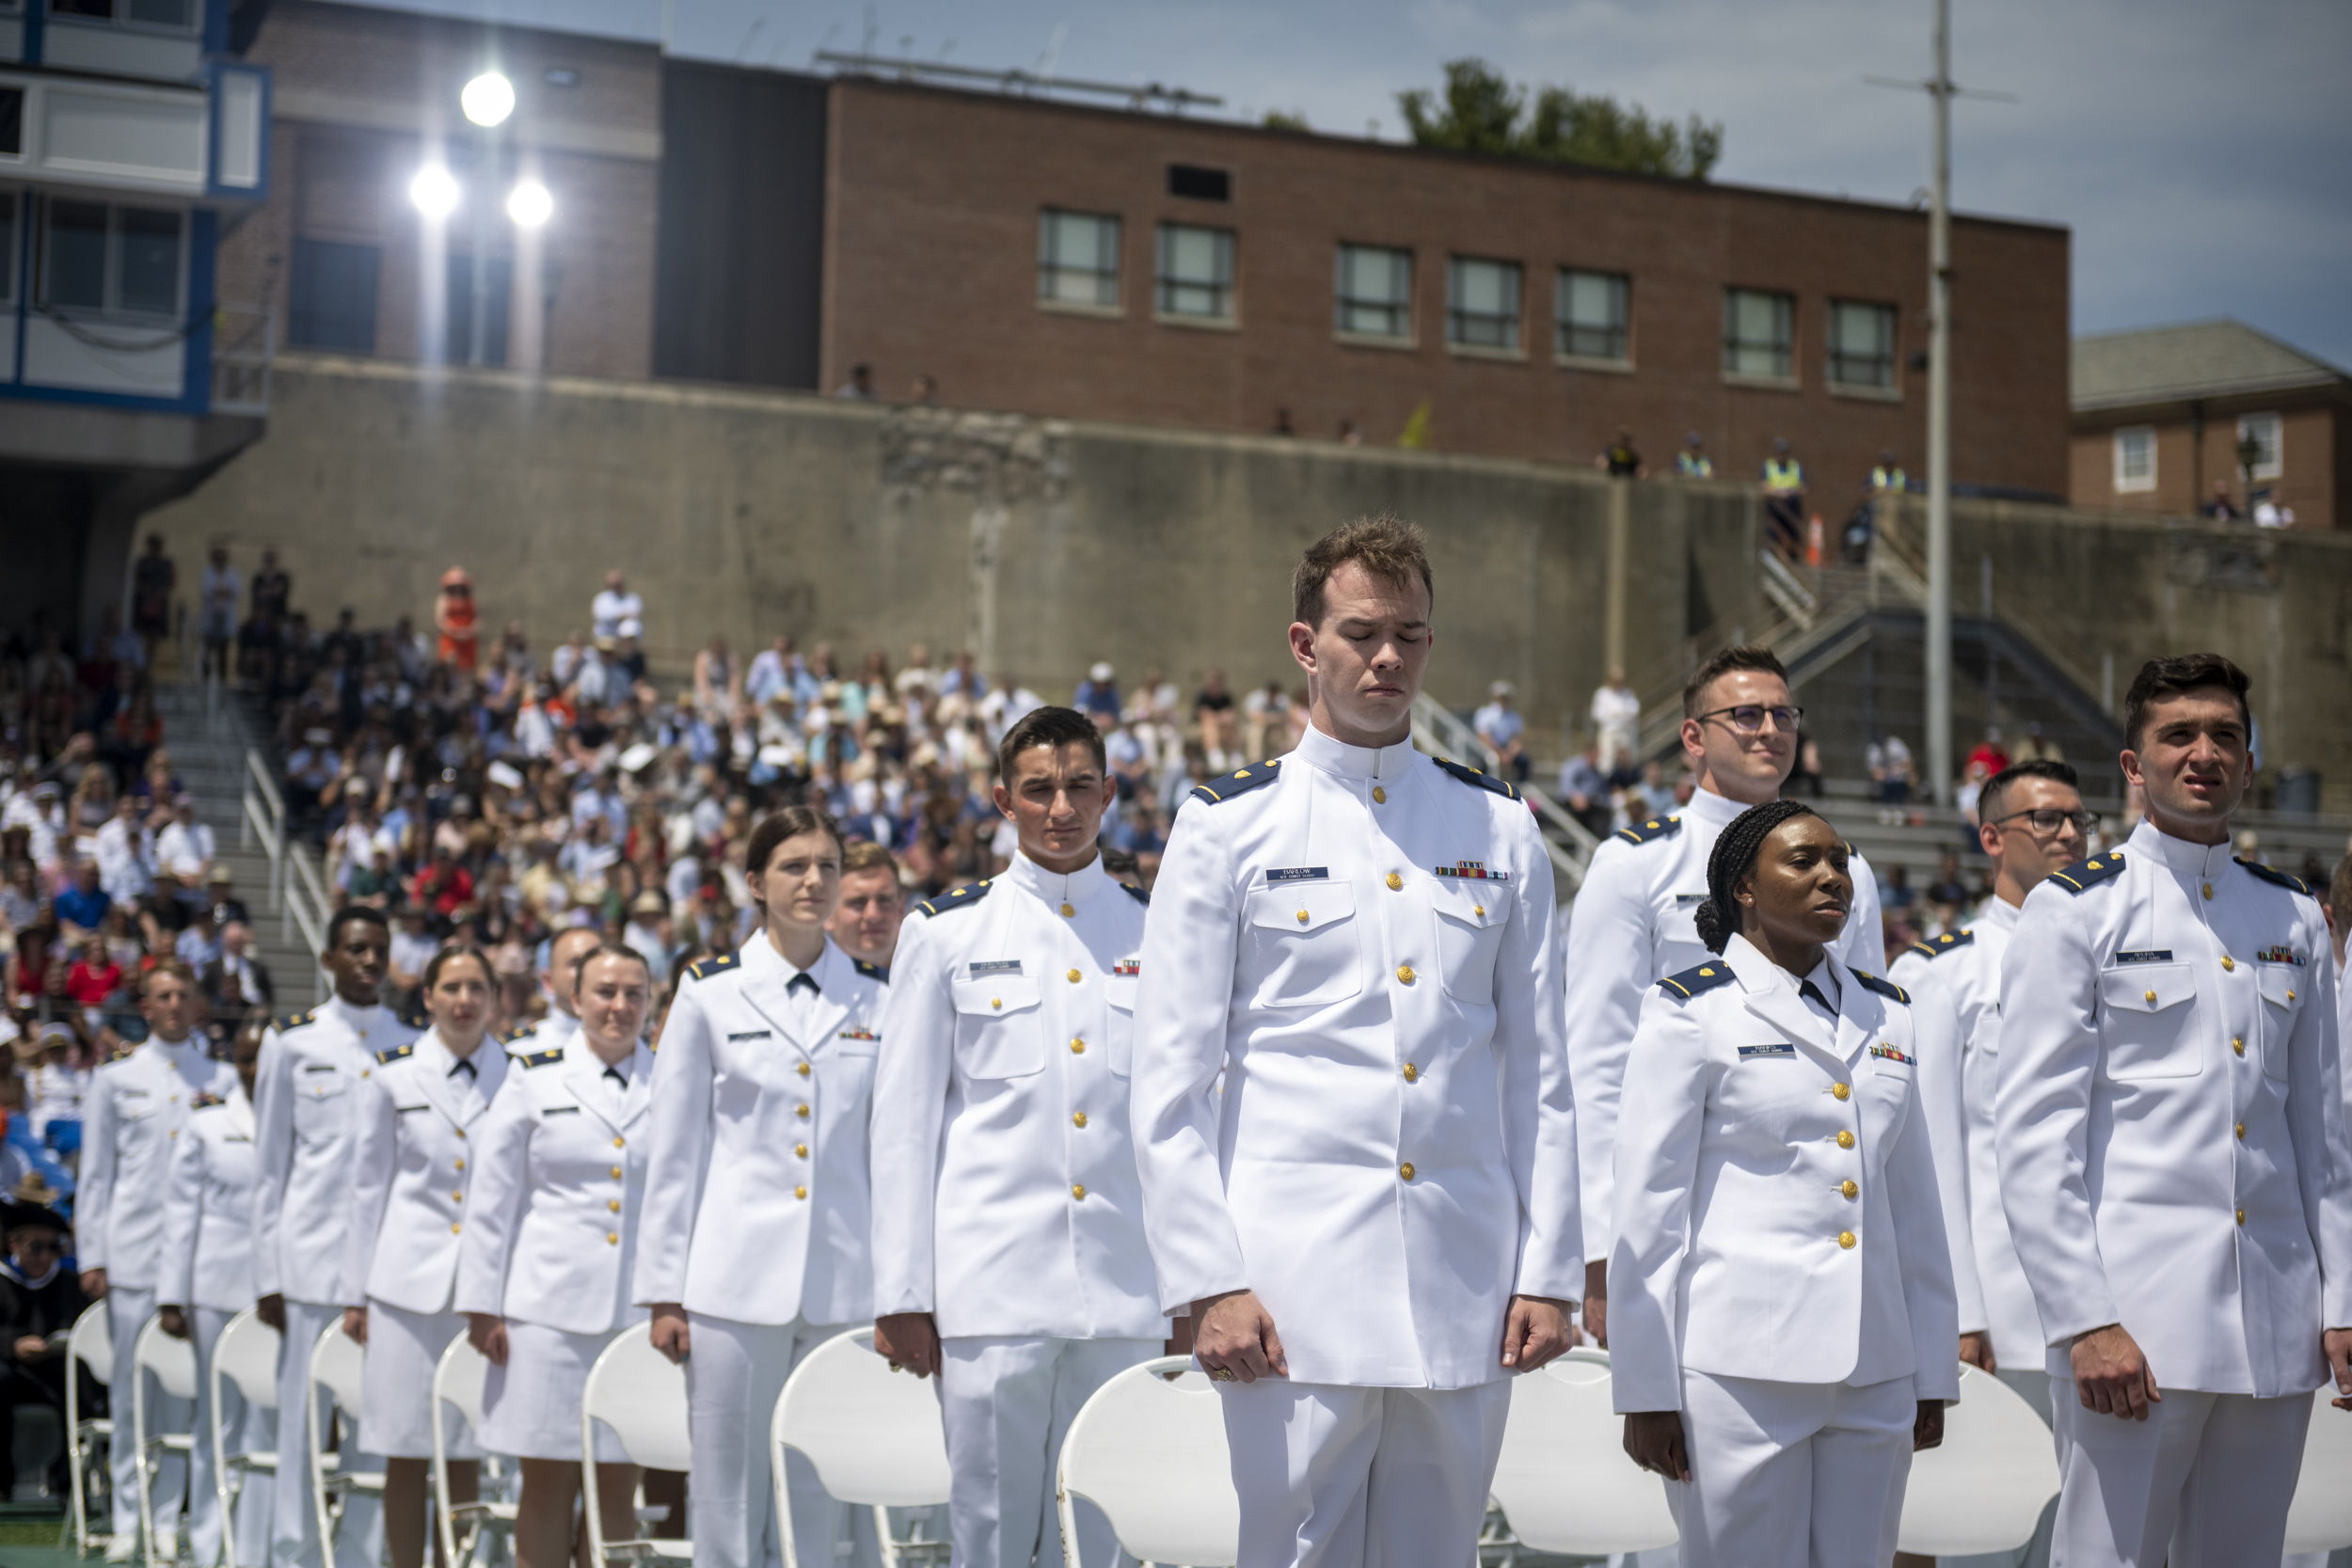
[1070,1038,1087,1054]
[608,1199,621,1213]
[612,1166,624,1179]
[1396,964,1416,984]
[1836,1130,1856,1149]
[2221,956,2235,972]
[2233,1037,2245,1057]
[1837,1231,1857,1250]
[1399,1163,1416,1181]
[1060,902,1075,917]
[607,1233,619,1244]
[796,1062,811,1077]
[1832,1083,1851,1101]
[1841,1180,1859,1199]
[795,1144,808,1158]
[1072,1183,1087,1200]
[1068,968,1083,984]
[795,1104,810,1117]
[1402,1064,1419,1083]
[1073,1111,1088,1128]
[795,1186,809,1201]
[1386,872,1403,892]
[1373,785,1387,804]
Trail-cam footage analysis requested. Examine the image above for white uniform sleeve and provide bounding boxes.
[632,981,716,1307]
[1883,1023,1963,1402]
[77,1073,118,1274]
[340,1069,398,1309]
[452,1072,534,1319]
[1561,840,1658,1262]
[1840,848,1888,974]
[1994,883,2117,1346]
[1891,954,1989,1338]
[1606,987,1709,1413]
[1129,801,1250,1314]
[248,1028,294,1300]
[159,1117,205,1309]
[2284,907,2352,1332]
[1498,818,1581,1304]
[869,916,952,1318]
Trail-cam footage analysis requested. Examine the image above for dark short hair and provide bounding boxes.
[2122,654,2251,752]
[997,705,1106,784]
[1683,645,1788,719]
[422,943,493,992]
[1292,515,1434,628]
[1979,758,2079,826]
[327,905,391,947]
[744,807,844,886]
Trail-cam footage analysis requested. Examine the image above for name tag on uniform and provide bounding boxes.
[302,1064,339,1073]
[120,1087,150,1098]
[395,1103,428,1114]
[1737,1043,1796,1058]
[1869,1044,1915,1066]
[1264,867,1328,884]
[1675,894,1708,909]
[544,1105,580,1116]
[2113,949,2172,964]
[1433,861,1510,882]
[727,1030,771,1042]
[968,960,1023,977]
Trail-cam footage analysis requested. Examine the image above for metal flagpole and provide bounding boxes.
[1926,0,1953,806]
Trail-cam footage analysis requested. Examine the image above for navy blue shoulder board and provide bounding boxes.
[2238,858,2315,898]
[375,1042,416,1066]
[2047,852,2125,895]
[518,1047,564,1069]
[1658,961,1735,1001]
[1851,970,1911,1006]
[1432,755,1520,801]
[917,879,993,918]
[1906,928,1976,961]
[1118,881,1150,906]
[1616,815,1682,847]
[1190,760,1282,805]
[686,952,741,982]
[853,957,888,981]
[276,1006,319,1032]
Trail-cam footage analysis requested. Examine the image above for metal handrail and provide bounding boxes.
[242,749,286,919]
[285,843,331,992]
[1410,694,1597,895]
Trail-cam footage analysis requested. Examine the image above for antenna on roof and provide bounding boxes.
[814,51,1223,112]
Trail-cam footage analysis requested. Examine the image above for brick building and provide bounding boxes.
[2069,320,2348,530]
[219,1,2071,498]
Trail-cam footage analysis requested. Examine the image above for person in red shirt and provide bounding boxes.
[436,567,480,673]
[1964,726,2010,780]
[413,843,476,920]
[63,938,123,1009]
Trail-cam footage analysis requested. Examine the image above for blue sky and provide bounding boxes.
[341,0,2352,369]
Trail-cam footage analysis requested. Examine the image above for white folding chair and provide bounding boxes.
[580,1329,692,1566]
[209,1308,281,1568]
[1054,1354,1238,1568]
[307,1322,387,1560]
[1897,1362,2061,1557]
[65,1301,117,1557]
[131,1313,201,1568]
[2285,1392,2352,1553]
[770,1326,951,1568]
[1486,1347,1678,1558]
[433,1334,519,1568]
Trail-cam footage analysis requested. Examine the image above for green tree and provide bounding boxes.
[1398,58,1723,180]
[1263,108,1311,132]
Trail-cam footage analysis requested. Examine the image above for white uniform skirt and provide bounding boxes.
[478,1320,634,1462]
[361,1300,482,1460]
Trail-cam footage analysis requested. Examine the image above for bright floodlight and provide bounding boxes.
[506,181,553,228]
[461,71,516,127]
[407,166,461,218]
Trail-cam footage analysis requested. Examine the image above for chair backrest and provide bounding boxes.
[434,1335,490,1433]
[1897,1363,2061,1557]
[581,1329,691,1473]
[771,1328,949,1508]
[211,1309,282,1410]
[1057,1356,1239,1568]
[1488,1349,1678,1555]
[135,1313,202,1401]
[69,1300,114,1386]
[309,1322,366,1416]
[2284,1389,2352,1552]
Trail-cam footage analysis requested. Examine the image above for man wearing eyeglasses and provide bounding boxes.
[0,1201,86,1501]
[1564,643,1885,1344]
[1890,758,2089,1568]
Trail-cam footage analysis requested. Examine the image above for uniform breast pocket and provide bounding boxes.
[1242,881,1362,1010]
[293,1069,350,1132]
[1104,976,1138,1077]
[2098,962,2201,1080]
[950,977,1045,1080]
[2254,965,2306,1082]
[1430,882,1506,1003]
[114,1094,159,1123]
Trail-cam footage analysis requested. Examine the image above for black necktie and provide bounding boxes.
[602,1066,628,1088]
[449,1056,477,1080]
[1799,979,1834,1013]
[787,972,820,998]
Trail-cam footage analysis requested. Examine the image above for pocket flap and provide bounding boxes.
[1247,880,1356,934]
[2101,962,2195,1014]
[1430,879,1502,927]
[951,976,1042,1017]
[2254,965,2306,1010]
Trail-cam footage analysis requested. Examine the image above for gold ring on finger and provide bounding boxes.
[1210,1367,1236,1382]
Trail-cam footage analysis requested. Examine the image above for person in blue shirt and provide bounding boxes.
[53,863,109,941]
[1073,663,1121,721]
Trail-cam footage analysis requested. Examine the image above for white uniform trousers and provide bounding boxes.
[2047,1381,2311,1568]
[1218,1378,1511,1568]
[1943,1369,2056,1568]
[937,1336,1158,1568]
[270,1300,384,1568]
[1666,1369,1915,1568]
[684,1313,859,1568]
[188,1306,275,1568]
[105,1286,188,1545]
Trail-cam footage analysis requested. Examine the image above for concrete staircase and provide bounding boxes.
[151,680,326,1010]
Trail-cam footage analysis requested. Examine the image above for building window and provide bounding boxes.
[1037,209,1120,310]
[1827,299,1897,388]
[2236,411,2281,480]
[1334,244,1411,340]
[48,0,197,28]
[1156,222,1235,321]
[1447,256,1521,352]
[1555,268,1629,362]
[39,198,183,318]
[289,237,381,354]
[2112,426,2155,493]
[0,193,16,306]
[1724,288,1794,380]
[1168,165,1231,202]
[0,87,23,157]
[443,252,513,367]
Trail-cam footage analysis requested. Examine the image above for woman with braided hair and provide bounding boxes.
[1604,798,1960,1568]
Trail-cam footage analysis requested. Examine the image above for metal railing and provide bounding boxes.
[211,303,274,417]
[1411,693,1599,896]
[240,746,328,985]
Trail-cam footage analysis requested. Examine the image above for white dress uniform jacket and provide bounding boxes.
[342,1031,513,1313]
[454,1035,655,1334]
[252,996,420,1306]
[871,850,1160,1338]
[1608,935,1961,1414]
[631,934,885,1324]
[1890,897,2042,1362]
[1131,729,1582,1388]
[79,1034,240,1289]
[161,1085,260,1312]
[1995,822,2351,1392]
[1565,784,1887,1262]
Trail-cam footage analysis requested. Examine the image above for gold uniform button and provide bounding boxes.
[1295,910,1310,924]
[1836,1130,1856,1149]
[2235,1208,2246,1227]
[2144,990,2157,1004]
[1396,964,1416,985]
[1061,902,1075,917]
[2221,956,2235,973]
[2286,989,2296,1002]
[1841,1180,1859,1199]
[796,1104,811,1117]
[1386,872,1403,891]
[608,1199,621,1213]
[2235,1122,2246,1141]
[451,1223,462,1234]
[1837,1231,1856,1250]
[993,999,1002,1009]
[2233,1037,2245,1057]
[612,1166,624,1179]
[1402,1064,1418,1083]
[1399,1163,1416,1181]
[1068,968,1083,984]
[795,1186,809,1201]
[1072,1183,1087,1200]
[1832,1083,1851,1101]
[611,1137,622,1148]
[1373,786,1387,804]
[607,1233,619,1245]
[795,1144,808,1158]
[456,1129,467,1139]
[1073,1111,1089,1128]
[1473,905,1485,917]
[454,1158,465,1170]
[2201,881,2214,900]
[797,1062,811,1077]
[1070,1037,1087,1054]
